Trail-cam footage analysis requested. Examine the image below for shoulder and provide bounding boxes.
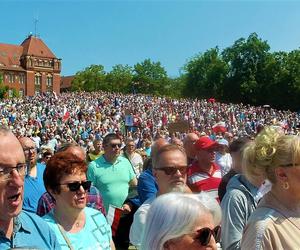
[20,210,54,232]
[242,208,279,249]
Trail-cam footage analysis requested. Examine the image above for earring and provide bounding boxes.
[282,182,290,190]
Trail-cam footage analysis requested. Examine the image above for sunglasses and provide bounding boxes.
[195,226,221,246]
[155,166,187,175]
[110,143,122,149]
[60,180,92,192]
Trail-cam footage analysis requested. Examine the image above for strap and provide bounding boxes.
[57,223,74,250]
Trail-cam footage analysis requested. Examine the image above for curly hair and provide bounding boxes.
[243,126,300,183]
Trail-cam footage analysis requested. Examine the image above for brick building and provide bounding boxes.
[0,35,61,96]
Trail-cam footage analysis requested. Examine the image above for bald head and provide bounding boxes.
[151,138,169,158]
[183,133,199,159]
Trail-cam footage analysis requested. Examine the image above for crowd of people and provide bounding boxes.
[0,91,300,249]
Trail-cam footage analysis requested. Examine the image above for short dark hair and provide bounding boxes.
[229,137,250,153]
[103,133,120,145]
[43,151,87,194]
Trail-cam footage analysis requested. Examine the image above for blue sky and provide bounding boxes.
[1,0,299,77]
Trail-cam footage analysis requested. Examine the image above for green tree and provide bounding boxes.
[222,33,271,104]
[183,47,228,99]
[72,64,107,92]
[0,73,9,99]
[106,64,133,93]
[133,59,168,95]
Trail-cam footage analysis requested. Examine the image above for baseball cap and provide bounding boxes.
[194,136,219,150]
[216,138,229,147]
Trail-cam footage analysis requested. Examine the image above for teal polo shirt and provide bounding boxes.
[88,155,136,212]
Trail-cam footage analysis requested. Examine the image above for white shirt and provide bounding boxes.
[129,196,156,248]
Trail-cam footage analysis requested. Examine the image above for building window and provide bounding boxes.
[35,90,41,95]
[8,74,14,83]
[20,74,25,84]
[19,89,24,97]
[8,89,13,98]
[35,74,41,85]
[46,76,53,86]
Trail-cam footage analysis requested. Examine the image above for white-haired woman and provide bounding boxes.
[140,193,221,250]
[241,126,300,249]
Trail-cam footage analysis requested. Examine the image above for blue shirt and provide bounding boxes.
[43,207,112,250]
[137,169,158,204]
[0,210,61,249]
[23,163,47,213]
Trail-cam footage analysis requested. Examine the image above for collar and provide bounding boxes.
[190,161,219,176]
[15,212,31,234]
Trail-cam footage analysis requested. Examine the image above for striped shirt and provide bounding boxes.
[187,162,222,201]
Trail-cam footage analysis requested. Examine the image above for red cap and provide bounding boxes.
[194,136,219,150]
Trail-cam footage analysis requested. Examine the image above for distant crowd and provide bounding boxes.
[0,91,300,249]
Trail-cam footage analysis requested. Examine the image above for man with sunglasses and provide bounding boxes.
[130,144,189,248]
[88,133,137,212]
[187,136,222,201]
[19,136,47,213]
[0,128,60,249]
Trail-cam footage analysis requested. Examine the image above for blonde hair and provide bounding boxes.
[243,126,300,183]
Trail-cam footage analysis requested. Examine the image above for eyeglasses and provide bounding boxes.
[59,180,92,192]
[281,163,300,167]
[195,226,221,246]
[23,147,36,153]
[110,143,122,149]
[155,166,187,175]
[0,163,27,181]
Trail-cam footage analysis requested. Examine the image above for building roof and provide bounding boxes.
[20,35,56,58]
[0,43,23,67]
[0,35,57,70]
[61,75,75,89]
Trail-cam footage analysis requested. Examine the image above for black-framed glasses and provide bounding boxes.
[110,143,122,149]
[155,166,187,175]
[195,226,221,246]
[23,147,36,154]
[59,180,92,192]
[281,163,300,167]
[0,163,27,181]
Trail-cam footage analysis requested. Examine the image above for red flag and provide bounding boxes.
[107,205,122,236]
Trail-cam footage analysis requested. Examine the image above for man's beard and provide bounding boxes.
[168,183,186,193]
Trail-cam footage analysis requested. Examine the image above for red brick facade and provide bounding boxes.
[0,35,61,97]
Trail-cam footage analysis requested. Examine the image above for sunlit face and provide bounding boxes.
[153,150,187,194]
[196,149,216,166]
[165,212,217,250]
[104,139,122,158]
[126,142,135,154]
[19,137,37,167]
[51,172,88,211]
[281,165,300,200]
[0,133,26,222]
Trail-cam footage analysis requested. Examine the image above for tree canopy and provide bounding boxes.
[68,33,300,110]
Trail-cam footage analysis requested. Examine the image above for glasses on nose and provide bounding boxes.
[195,226,221,246]
[110,143,122,149]
[155,166,187,175]
[59,180,92,192]
[23,147,36,153]
[0,163,27,181]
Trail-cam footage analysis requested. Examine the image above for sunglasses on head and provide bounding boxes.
[60,180,92,192]
[155,166,187,175]
[110,143,122,149]
[195,226,221,246]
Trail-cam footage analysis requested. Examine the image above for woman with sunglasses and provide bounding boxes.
[241,127,300,249]
[42,151,115,250]
[140,192,220,250]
